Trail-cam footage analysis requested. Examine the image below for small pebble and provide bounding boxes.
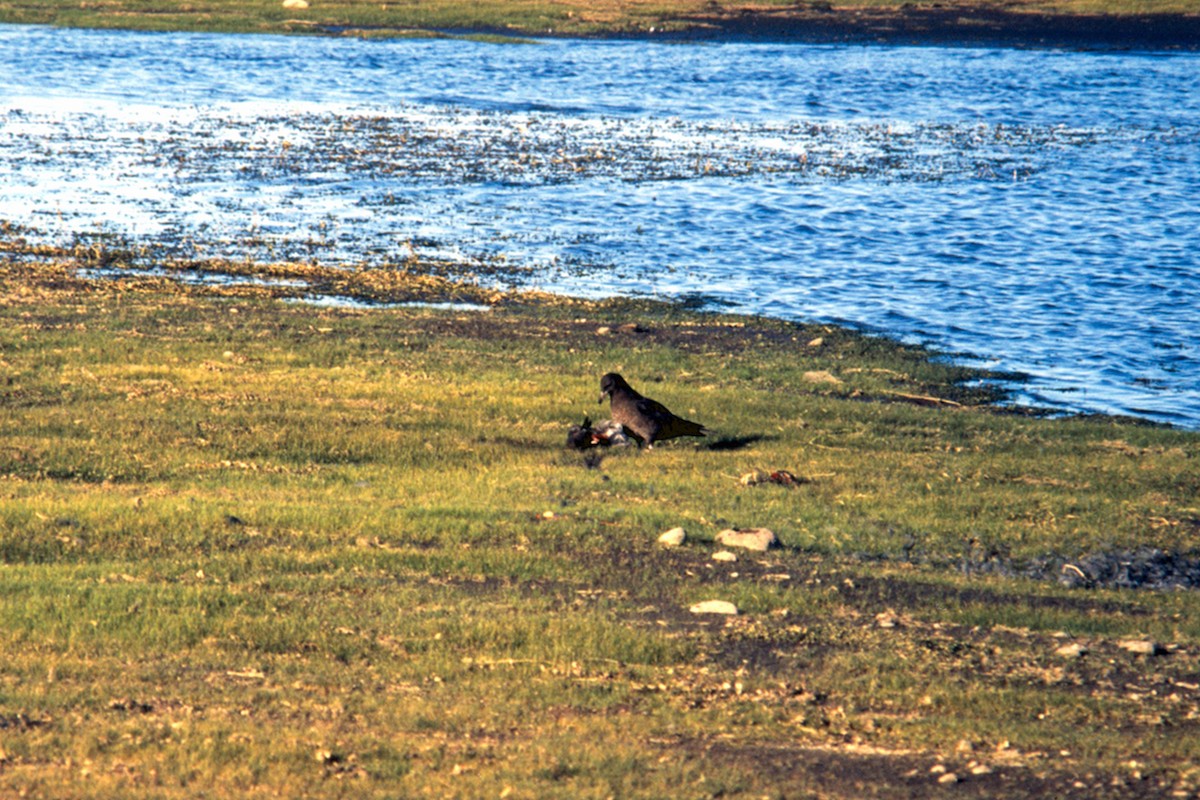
[658,527,686,547]
[689,600,738,616]
[803,369,842,385]
[715,528,778,552]
[875,610,902,629]
[1119,639,1166,656]
[1056,642,1089,659]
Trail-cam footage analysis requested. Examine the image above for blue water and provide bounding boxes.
[2,24,1198,427]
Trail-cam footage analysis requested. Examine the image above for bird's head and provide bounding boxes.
[598,372,627,403]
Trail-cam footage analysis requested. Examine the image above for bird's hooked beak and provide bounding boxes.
[598,390,608,404]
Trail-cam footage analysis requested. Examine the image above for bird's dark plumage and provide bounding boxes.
[598,372,707,448]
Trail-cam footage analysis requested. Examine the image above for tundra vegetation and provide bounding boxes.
[0,0,1197,39]
[2,249,1199,798]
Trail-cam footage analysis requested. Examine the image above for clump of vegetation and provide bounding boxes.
[2,255,1198,797]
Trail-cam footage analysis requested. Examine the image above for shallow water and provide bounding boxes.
[2,25,1198,427]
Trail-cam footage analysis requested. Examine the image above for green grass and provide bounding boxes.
[1,0,1197,39]
[2,257,1200,797]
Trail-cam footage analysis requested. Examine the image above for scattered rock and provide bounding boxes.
[689,600,738,616]
[803,369,842,385]
[875,610,902,629]
[1055,642,1089,659]
[967,546,1200,592]
[595,323,645,335]
[658,527,686,547]
[715,528,778,552]
[1055,547,1200,591]
[1119,639,1167,656]
[282,0,309,8]
[938,772,960,785]
[712,550,738,562]
[807,336,824,347]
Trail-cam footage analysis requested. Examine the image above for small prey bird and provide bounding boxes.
[598,372,707,448]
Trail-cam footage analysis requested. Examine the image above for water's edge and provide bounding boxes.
[3,25,1197,428]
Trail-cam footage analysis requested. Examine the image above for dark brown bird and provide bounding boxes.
[598,372,707,448]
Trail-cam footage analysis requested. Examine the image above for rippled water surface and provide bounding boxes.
[2,25,1198,426]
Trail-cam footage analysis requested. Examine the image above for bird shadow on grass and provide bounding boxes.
[704,434,771,451]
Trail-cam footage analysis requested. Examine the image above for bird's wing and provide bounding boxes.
[634,396,675,422]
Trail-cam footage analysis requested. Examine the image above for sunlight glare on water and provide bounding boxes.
[1,24,1198,426]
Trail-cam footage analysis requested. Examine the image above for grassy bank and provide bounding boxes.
[1,0,1198,42]
[2,255,1199,797]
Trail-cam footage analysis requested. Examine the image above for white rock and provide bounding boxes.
[1056,642,1089,659]
[715,528,778,552]
[282,0,309,7]
[658,527,686,547]
[803,369,842,385]
[712,551,738,563]
[1119,639,1165,656]
[689,600,738,616]
[875,610,902,629]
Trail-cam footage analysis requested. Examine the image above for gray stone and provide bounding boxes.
[715,528,778,552]
[658,527,686,547]
[689,600,738,616]
[1119,639,1167,656]
[1056,642,1089,659]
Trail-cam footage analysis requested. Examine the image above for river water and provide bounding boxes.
[2,24,1198,427]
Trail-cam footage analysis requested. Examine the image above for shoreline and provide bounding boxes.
[2,248,1186,430]
[613,8,1200,51]
[3,5,1200,51]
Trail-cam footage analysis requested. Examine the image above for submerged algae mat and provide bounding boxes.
[2,257,1200,798]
